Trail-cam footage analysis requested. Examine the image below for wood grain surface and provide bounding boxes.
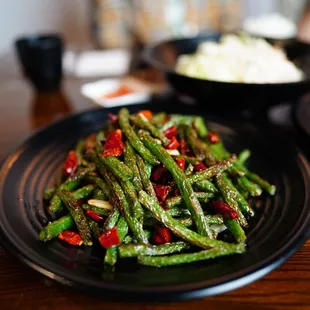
[0,77,309,310]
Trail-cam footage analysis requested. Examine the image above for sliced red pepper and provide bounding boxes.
[102,129,125,157]
[107,113,118,124]
[86,210,104,223]
[153,184,171,202]
[58,230,83,246]
[194,162,207,172]
[180,138,190,155]
[175,157,186,171]
[167,136,180,150]
[208,131,220,144]
[98,226,121,249]
[76,199,84,207]
[211,201,239,219]
[151,166,168,182]
[63,151,78,177]
[163,126,177,139]
[163,116,171,124]
[153,227,171,244]
[138,110,153,119]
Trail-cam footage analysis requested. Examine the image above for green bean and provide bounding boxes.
[124,142,143,192]
[187,157,235,184]
[101,156,134,182]
[224,219,246,243]
[123,235,133,244]
[195,180,218,193]
[140,133,212,238]
[93,188,107,200]
[103,170,148,244]
[165,192,214,209]
[118,108,159,165]
[139,190,235,248]
[103,206,120,231]
[73,185,95,200]
[185,164,194,176]
[236,149,251,165]
[145,162,152,179]
[138,243,245,267]
[136,154,157,199]
[237,176,262,197]
[121,180,144,221]
[75,139,84,163]
[119,241,189,258]
[44,187,56,201]
[215,175,248,227]
[49,168,93,213]
[222,174,254,217]
[240,167,276,195]
[104,216,128,266]
[193,116,208,138]
[165,206,191,218]
[87,219,101,238]
[58,189,92,246]
[85,175,110,199]
[39,215,73,242]
[81,204,110,216]
[131,114,170,145]
[161,115,194,131]
[185,125,205,161]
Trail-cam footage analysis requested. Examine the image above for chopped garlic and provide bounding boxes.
[167,149,180,156]
[87,199,113,210]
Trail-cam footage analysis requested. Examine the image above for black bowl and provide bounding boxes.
[0,102,310,301]
[143,33,310,113]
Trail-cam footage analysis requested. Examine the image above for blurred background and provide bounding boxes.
[1,0,310,153]
[0,0,309,76]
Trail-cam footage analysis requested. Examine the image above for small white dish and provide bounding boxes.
[81,78,151,108]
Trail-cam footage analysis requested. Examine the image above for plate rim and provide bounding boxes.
[1,106,310,301]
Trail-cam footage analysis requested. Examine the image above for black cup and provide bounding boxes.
[15,34,63,91]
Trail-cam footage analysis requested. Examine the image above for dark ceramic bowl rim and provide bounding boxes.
[143,33,310,87]
[0,106,310,301]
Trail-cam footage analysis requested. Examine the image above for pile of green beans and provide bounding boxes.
[39,108,276,268]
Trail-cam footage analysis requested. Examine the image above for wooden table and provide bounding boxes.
[0,76,310,310]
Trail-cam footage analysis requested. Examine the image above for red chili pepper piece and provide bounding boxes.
[194,162,207,172]
[138,110,153,119]
[211,201,239,219]
[151,166,168,182]
[208,131,220,144]
[86,210,104,223]
[163,126,177,139]
[98,226,121,249]
[108,113,118,124]
[180,138,190,155]
[175,157,186,171]
[76,199,84,206]
[153,184,171,202]
[167,136,180,150]
[153,227,171,244]
[163,116,171,124]
[102,129,125,157]
[63,151,78,177]
[58,230,83,246]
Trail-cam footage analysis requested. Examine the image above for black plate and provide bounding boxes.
[143,34,310,112]
[1,103,310,301]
